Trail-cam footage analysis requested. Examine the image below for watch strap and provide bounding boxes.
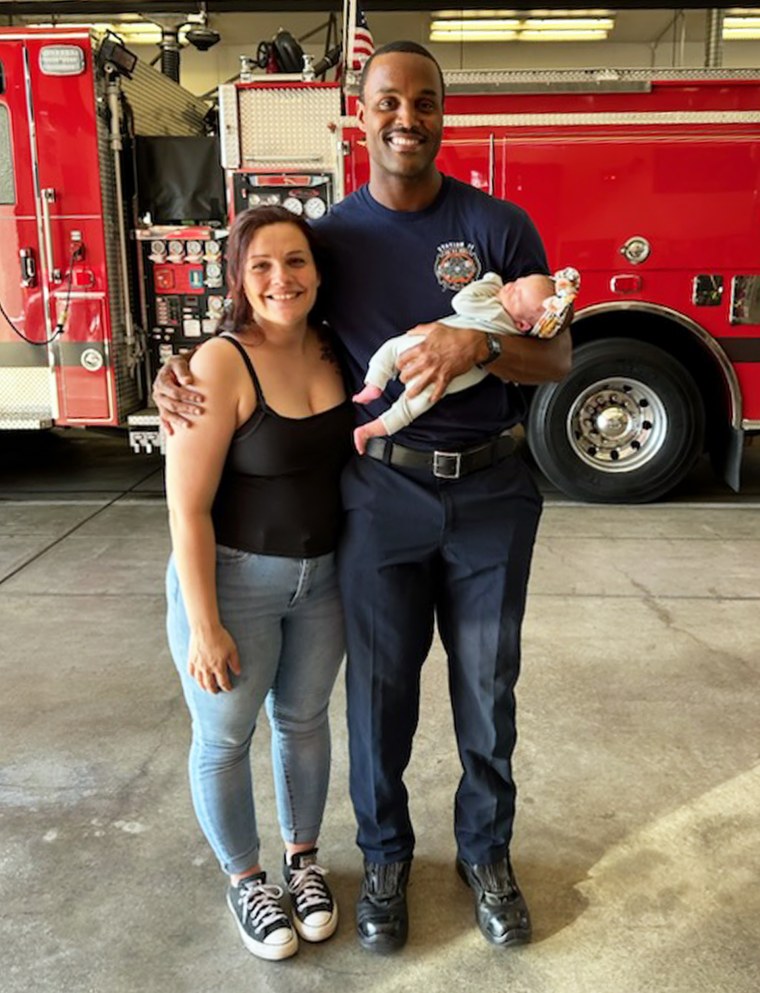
[476,332,502,369]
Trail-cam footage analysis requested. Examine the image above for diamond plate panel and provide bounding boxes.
[0,105,13,206]
[442,67,760,91]
[0,368,53,420]
[238,86,342,172]
[218,84,240,170]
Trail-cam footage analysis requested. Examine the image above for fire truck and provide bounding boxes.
[2,24,760,504]
[0,26,221,446]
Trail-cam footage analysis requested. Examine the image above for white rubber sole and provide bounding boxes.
[227,893,299,961]
[293,905,339,943]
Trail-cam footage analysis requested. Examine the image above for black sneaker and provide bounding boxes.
[356,860,411,954]
[226,872,298,960]
[283,849,338,942]
[456,856,532,947]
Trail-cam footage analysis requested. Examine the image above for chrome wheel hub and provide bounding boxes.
[567,376,668,473]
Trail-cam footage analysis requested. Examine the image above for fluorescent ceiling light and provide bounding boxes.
[433,7,614,15]
[523,18,614,30]
[724,17,760,27]
[519,29,609,41]
[431,18,521,31]
[431,29,519,42]
[36,13,205,44]
[723,29,760,39]
[723,14,760,39]
[430,8,614,42]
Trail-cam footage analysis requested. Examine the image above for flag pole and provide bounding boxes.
[343,0,358,81]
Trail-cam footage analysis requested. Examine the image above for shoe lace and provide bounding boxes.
[237,879,287,929]
[287,863,330,911]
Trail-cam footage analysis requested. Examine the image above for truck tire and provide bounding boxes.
[526,337,705,503]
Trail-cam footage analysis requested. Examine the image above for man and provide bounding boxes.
[154,41,571,954]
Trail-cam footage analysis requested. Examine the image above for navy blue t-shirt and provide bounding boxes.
[316,175,549,448]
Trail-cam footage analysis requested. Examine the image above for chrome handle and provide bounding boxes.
[40,188,61,283]
[20,248,37,288]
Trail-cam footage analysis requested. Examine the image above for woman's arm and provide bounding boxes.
[165,339,246,693]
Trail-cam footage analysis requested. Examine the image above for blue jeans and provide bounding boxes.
[166,546,345,875]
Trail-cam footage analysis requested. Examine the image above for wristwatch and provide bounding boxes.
[476,332,502,369]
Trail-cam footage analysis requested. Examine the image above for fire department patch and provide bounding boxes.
[434,242,482,290]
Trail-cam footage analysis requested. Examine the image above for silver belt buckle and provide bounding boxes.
[433,450,462,479]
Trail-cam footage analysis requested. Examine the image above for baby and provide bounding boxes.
[352,267,579,454]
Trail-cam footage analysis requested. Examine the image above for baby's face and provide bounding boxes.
[499,274,554,331]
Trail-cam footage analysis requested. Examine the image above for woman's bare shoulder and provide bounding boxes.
[188,335,247,380]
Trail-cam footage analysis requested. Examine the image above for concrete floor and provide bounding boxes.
[2,429,760,993]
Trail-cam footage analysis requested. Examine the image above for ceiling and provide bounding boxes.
[0,3,755,48]
[0,1,756,12]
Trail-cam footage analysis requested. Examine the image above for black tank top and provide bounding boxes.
[211,335,354,558]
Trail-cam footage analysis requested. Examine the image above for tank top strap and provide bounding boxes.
[218,333,267,408]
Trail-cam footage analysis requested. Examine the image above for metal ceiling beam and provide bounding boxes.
[2,2,757,15]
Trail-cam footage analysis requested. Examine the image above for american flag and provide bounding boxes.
[349,7,375,70]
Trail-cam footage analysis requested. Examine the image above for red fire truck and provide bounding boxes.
[2,26,760,504]
[0,26,213,443]
[217,67,760,503]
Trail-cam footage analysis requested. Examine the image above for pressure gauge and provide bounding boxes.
[205,262,223,288]
[248,193,262,206]
[150,240,166,256]
[168,239,184,258]
[186,239,203,257]
[282,196,303,216]
[205,240,221,258]
[265,193,280,205]
[304,197,327,220]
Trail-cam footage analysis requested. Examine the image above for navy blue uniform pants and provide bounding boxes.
[338,452,543,866]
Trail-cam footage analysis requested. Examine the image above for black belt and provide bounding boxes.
[364,434,516,480]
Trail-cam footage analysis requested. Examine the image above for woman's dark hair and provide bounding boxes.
[219,205,326,338]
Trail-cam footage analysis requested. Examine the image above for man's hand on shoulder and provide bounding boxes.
[152,350,206,435]
[396,322,484,404]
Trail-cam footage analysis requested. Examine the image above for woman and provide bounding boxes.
[165,206,353,961]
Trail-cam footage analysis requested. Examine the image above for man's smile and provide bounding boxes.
[385,130,427,150]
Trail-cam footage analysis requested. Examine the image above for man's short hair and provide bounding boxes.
[358,40,446,104]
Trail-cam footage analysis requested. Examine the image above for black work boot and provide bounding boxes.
[456,856,532,947]
[355,860,411,954]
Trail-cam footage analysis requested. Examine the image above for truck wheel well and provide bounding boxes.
[566,309,734,452]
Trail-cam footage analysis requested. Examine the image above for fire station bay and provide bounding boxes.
[1,4,759,992]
